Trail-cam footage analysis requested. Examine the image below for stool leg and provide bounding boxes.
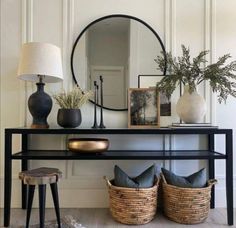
[50,183,61,228]
[38,185,46,228]
[26,185,35,228]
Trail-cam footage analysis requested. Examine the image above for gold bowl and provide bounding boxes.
[68,138,109,153]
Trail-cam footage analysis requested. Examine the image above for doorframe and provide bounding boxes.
[90,65,126,106]
[90,65,125,88]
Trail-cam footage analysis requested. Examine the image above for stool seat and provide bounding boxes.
[19,167,62,185]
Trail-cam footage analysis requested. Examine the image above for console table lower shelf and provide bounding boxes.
[3,128,234,226]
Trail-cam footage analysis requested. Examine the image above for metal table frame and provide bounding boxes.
[3,127,234,226]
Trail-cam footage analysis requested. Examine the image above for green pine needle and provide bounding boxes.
[155,45,236,103]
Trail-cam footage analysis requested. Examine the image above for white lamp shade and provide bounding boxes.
[17,42,63,83]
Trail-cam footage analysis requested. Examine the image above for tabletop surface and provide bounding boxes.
[5,127,232,134]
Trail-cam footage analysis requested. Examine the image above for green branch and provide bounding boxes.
[155,45,236,103]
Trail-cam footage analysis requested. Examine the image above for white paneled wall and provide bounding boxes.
[0,0,236,208]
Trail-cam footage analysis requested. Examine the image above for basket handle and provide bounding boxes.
[103,176,112,187]
[208,179,217,187]
[160,173,167,184]
[155,175,160,185]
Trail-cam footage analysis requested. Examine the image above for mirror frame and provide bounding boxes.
[71,14,167,111]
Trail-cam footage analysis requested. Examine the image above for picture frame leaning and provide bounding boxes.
[128,88,160,128]
[138,75,181,126]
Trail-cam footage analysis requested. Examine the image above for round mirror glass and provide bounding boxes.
[71,15,166,111]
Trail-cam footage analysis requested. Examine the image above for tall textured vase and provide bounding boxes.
[176,85,207,123]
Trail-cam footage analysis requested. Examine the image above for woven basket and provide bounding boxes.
[104,176,159,225]
[161,174,217,224]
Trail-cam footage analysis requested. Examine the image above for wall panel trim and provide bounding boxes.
[204,0,211,123]
[62,0,74,91]
[21,0,34,127]
[170,0,176,172]
[63,0,76,179]
[210,0,216,124]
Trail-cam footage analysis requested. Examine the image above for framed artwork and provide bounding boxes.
[128,88,160,128]
[138,75,181,126]
[138,75,171,116]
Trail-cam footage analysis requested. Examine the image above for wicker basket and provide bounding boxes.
[104,176,159,225]
[161,174,217,224]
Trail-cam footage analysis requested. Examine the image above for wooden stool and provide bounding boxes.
[19,167,62,228]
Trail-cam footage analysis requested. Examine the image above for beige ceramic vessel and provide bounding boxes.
[176,85,207,123]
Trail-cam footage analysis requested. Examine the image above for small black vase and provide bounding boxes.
[57,109,82,128]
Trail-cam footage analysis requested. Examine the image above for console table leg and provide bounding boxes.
[226,132,233,226]
[208,134,215,209]
[209,159,215,209]
[22,159,28,209]
[4,132,12,227]
[22,134,28,209]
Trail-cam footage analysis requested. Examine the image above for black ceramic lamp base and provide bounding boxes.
[28,82,52,129]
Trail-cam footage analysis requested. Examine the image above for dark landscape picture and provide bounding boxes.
[129,88,160,128]
[138,75,172,116]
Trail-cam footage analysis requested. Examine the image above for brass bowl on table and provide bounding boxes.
[68,138,109,153]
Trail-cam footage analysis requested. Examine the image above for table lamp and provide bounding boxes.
[17,42,63,128]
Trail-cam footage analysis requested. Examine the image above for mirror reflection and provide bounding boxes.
[72,16,165,110]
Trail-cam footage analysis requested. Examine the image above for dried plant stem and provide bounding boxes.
[52,87,93,109]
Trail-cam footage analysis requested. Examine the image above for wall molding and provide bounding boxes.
[21,0,33,43]
[204,0,217,125]
[62,0,74,92]
[21,0,34,175]
[164,0,170,52]
[204,0,211,123]
[2,187,233,208]
[21,0,34,127]
[0,178,109,208]
[169,0,176,172]
[170,0,176,56]
[163,0,171,170]
[63,0,75,180]
[210,0,217,125]
[0,175,234,208]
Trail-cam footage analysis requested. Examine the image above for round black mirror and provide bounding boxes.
[71,14,166,111]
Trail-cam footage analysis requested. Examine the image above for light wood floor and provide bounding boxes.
[0,208,235,227]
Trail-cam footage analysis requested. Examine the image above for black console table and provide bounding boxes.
[4,127,234,226]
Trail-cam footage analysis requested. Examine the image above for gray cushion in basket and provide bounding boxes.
[114,164,156,188]
[161,167,207,188]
